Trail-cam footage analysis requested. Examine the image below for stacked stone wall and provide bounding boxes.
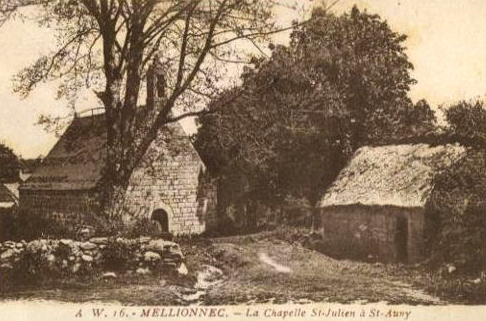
[0,237,184,279]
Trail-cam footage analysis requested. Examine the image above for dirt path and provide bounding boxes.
[204,238,448,305]
[258,252,292,273]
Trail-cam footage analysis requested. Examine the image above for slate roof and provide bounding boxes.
[21,113,199,191]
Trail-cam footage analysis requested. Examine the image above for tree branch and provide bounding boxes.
[165,109,213,123]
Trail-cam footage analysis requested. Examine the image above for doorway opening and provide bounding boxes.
[395,216,409,263]
[151,209,169,233]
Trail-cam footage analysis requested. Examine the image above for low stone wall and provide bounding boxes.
[0,237,184,278]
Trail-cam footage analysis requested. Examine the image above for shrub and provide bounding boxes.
[0,245,61,290]
[100,239,139,272]
[16,210,77,240]
[426,149,486,274]
[0,208,18,241]
[123,218,166,238]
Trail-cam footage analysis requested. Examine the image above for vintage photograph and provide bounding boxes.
[0,0,485,320]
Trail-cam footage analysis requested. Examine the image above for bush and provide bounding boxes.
[0,245,62,291]
[0,208,18,241]
[100,239,139,272]
[426,149,486,274]
[17,210,77,240]
[122,218,168,238]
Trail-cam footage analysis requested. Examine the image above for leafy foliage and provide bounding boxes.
[443,100,486,148]
[195,6,436,229]
[290,6,435,145]
[0,209,76,241]
[427,150,486,273]
[100,238,139,272]
[0,142,19,183]
[424,101,486,273]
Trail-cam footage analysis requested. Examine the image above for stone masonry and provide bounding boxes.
[0,237,185,279]
[122,123,218,235]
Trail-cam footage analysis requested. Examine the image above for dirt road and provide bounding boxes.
[203,236,445,305]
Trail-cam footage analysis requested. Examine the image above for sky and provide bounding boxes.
[2,0,486,158]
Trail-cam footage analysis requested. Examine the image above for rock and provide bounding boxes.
[77,227,93,241]
[471,278,481,284]
[68,255,75,261]
[81,254,93,262]
[60,239,73,246]
[80,242,97,251]
[102,272,117,279]
[62,260,68,269]
[15,243,23,249]
[46,254,56,263]
[90,237,108,245]
[4,241,15,248]
[72,245,82,254]
[146,240,183,259]
[0,250,14,260]
[99,245,107,249]
[26,240,44,253]
[136,267,150,275]
[177,263,188,275]
[0,263,13,269]
[72,262,81,273]
[447,264,457,274]
[144,251,161,262]
[139,236,151,243]
[145,239,171,253]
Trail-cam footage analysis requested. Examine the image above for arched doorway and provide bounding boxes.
[151,209,169,233]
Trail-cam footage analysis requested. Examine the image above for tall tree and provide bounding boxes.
[291,5,434,146]
[0,0,282,215]
[196,6,436,227]
[0,142,20,183]
[444,100,486,148]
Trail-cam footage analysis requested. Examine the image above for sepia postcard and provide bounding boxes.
[0,0,486,320]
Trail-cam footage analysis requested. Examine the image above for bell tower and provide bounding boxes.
[147,56,166,109]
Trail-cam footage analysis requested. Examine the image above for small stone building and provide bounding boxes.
[318,144,466,263]
[20,63,217,235]
[20,114,217,235]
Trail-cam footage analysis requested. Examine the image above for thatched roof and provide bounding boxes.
[21,113,196,191]
[319,144,467,208]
